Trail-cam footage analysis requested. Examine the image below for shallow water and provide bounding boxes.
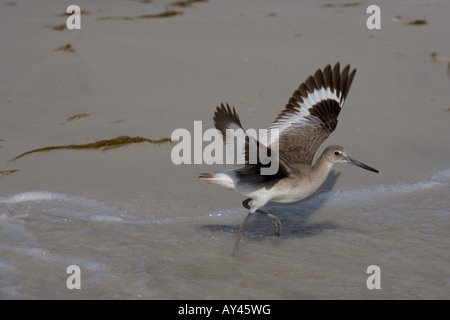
[1,169,449,299]
[1,0,449,301]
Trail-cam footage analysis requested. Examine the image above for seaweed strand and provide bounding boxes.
[10,136,171,162]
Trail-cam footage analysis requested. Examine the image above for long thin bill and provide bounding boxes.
[346,157,379,173]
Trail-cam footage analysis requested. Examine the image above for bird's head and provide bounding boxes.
[323,146,379,173]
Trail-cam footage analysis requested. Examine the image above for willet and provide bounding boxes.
[199,62,379,255]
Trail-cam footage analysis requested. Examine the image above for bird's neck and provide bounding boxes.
[310,153,334,184]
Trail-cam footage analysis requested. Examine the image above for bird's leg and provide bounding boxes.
[258,211,281,237]
[233,198,282,255]
[233,210,253,256]
[242,198,281,237]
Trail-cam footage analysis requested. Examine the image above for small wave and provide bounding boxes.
[1,169,449,224]
[0,191,143,223]
[207,168,450,216]
[0,191,193,226]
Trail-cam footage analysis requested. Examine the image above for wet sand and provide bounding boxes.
[0,0,449,299]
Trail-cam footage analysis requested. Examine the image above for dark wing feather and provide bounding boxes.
[213,103,292,178]
[268,62,356,165]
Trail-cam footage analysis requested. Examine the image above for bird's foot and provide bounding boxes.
[265,212,281,237]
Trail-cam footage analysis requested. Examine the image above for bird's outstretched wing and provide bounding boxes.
[268,62,356,166]
[213,103,292,178]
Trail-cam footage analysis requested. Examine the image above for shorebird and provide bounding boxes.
[199,62,379,255]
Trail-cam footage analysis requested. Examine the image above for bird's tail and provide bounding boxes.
[198,171,237,190]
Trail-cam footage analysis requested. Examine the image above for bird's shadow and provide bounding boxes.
[201,170,342,239]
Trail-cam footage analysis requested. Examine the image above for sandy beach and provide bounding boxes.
[0,0,449,299]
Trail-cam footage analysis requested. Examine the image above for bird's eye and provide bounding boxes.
[334,151,341,156]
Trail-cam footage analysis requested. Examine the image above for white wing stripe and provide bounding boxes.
[268,87,342,145]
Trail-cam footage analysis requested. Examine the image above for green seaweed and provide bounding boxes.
[65,113,91,123]
[138,10,183,18]
[340,2,361,7]
[0,169,19,178]
[10,136,172,162]
[55,44,75,52]
[320,2,361,8]
[97,9,183,20]
[406,19,427,25]
[56,9,90,17]
[43,24,66,31]
[171,0,207,7]
[110,119,126,124]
